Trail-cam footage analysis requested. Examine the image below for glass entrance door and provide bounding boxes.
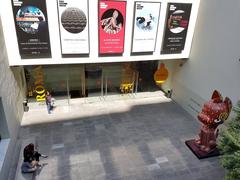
[136,61,159,92]
[103,63,122,97]
[85,65,103,99]
[25,65,69,109]
[68,65,84,98]
[103,63,136,101]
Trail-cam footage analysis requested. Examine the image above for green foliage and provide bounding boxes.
[218,101,240,180]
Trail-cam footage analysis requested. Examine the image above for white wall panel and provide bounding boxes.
[0,0,200,66]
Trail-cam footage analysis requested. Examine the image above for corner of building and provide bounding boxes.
[170,0,240,120]
[0,16,25,180]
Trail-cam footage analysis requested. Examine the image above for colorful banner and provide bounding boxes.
[132,2,161,53]
[99,0,126,54]
[12,0,51,58]
[57,0,89,55]
[161,3,192,54]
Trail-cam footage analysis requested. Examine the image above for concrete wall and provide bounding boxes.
[0,16,24,180]
[172,0,240,118]
[0,98,9,139]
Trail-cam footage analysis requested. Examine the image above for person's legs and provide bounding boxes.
[33,152,41,161]
[21,162,38,173]
[47,103,51,114]
[50,98,55,110]
[27,166,38,173]
[31,160,39,167]
[50,104,53,111]
[33,151,48,161]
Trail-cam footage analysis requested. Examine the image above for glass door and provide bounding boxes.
[104,63,136,101]
[103,63,122,100]
[25,65,69,109]
[85,65,103,100]
[68,65,84,98]
[43,66,69,107]
[136,61,159,92]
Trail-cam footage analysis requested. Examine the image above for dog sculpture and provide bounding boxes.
[195,90,232,153]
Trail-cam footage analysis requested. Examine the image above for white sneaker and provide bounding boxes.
[41,155,48,158]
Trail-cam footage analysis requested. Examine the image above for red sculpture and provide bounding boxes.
[195,90,232,153]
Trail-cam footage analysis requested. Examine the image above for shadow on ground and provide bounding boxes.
[17,101,225,180]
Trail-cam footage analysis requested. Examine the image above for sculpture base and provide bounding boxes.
[185,139,220,159]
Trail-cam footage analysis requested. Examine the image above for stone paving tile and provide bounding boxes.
[147,163,161,171]
[18,101,225,180]
[51,143,64,150]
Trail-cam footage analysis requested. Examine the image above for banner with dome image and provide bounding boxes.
[57,0,89,55]
[161,3,192,54]
[131,2,161,53]
[99,0,126,54]
[12,0,51,58]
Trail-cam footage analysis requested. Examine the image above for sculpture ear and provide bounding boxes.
[211,90,222,101]
[224,97,232,113]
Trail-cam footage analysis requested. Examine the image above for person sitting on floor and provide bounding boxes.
[21,143,48,173]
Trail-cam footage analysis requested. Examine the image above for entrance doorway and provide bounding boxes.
[85,65,103,98]
[24,62,161,106]
[136,61,159,92]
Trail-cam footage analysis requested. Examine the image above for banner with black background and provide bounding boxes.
[12,0,51,58]
[161,3,192,54]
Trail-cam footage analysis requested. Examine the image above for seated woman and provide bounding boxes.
[21,143,48,173]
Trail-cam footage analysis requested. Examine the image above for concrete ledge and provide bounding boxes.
[0,138,10,173]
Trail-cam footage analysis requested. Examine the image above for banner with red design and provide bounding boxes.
[99,0,126,54]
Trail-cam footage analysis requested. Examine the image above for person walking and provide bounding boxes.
[45,91,52,114]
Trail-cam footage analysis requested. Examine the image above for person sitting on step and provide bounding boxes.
[21,143,48,173]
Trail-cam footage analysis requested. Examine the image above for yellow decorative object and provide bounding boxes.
[120,83,133,93]
[154,63,168,85]
[219,112,229,121]
[31,66,46,102]
[120,63,135,94]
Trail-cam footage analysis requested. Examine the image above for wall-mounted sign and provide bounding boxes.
[99,0,126,54]
[12,0,51,58]
[161,3,192,54]
[132,2,161,53]
[57,0,89,55]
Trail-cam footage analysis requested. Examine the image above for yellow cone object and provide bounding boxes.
[154,63,168,85]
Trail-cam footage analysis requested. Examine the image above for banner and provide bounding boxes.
[99,0,126,54]
[132,2,161,53]
[12,0,51,58]
[161,3,192,54]
[57,0,89,55]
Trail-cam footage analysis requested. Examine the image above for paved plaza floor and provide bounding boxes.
[15,94,225,180]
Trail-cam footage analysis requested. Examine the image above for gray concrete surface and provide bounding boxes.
[18,97,225,180]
